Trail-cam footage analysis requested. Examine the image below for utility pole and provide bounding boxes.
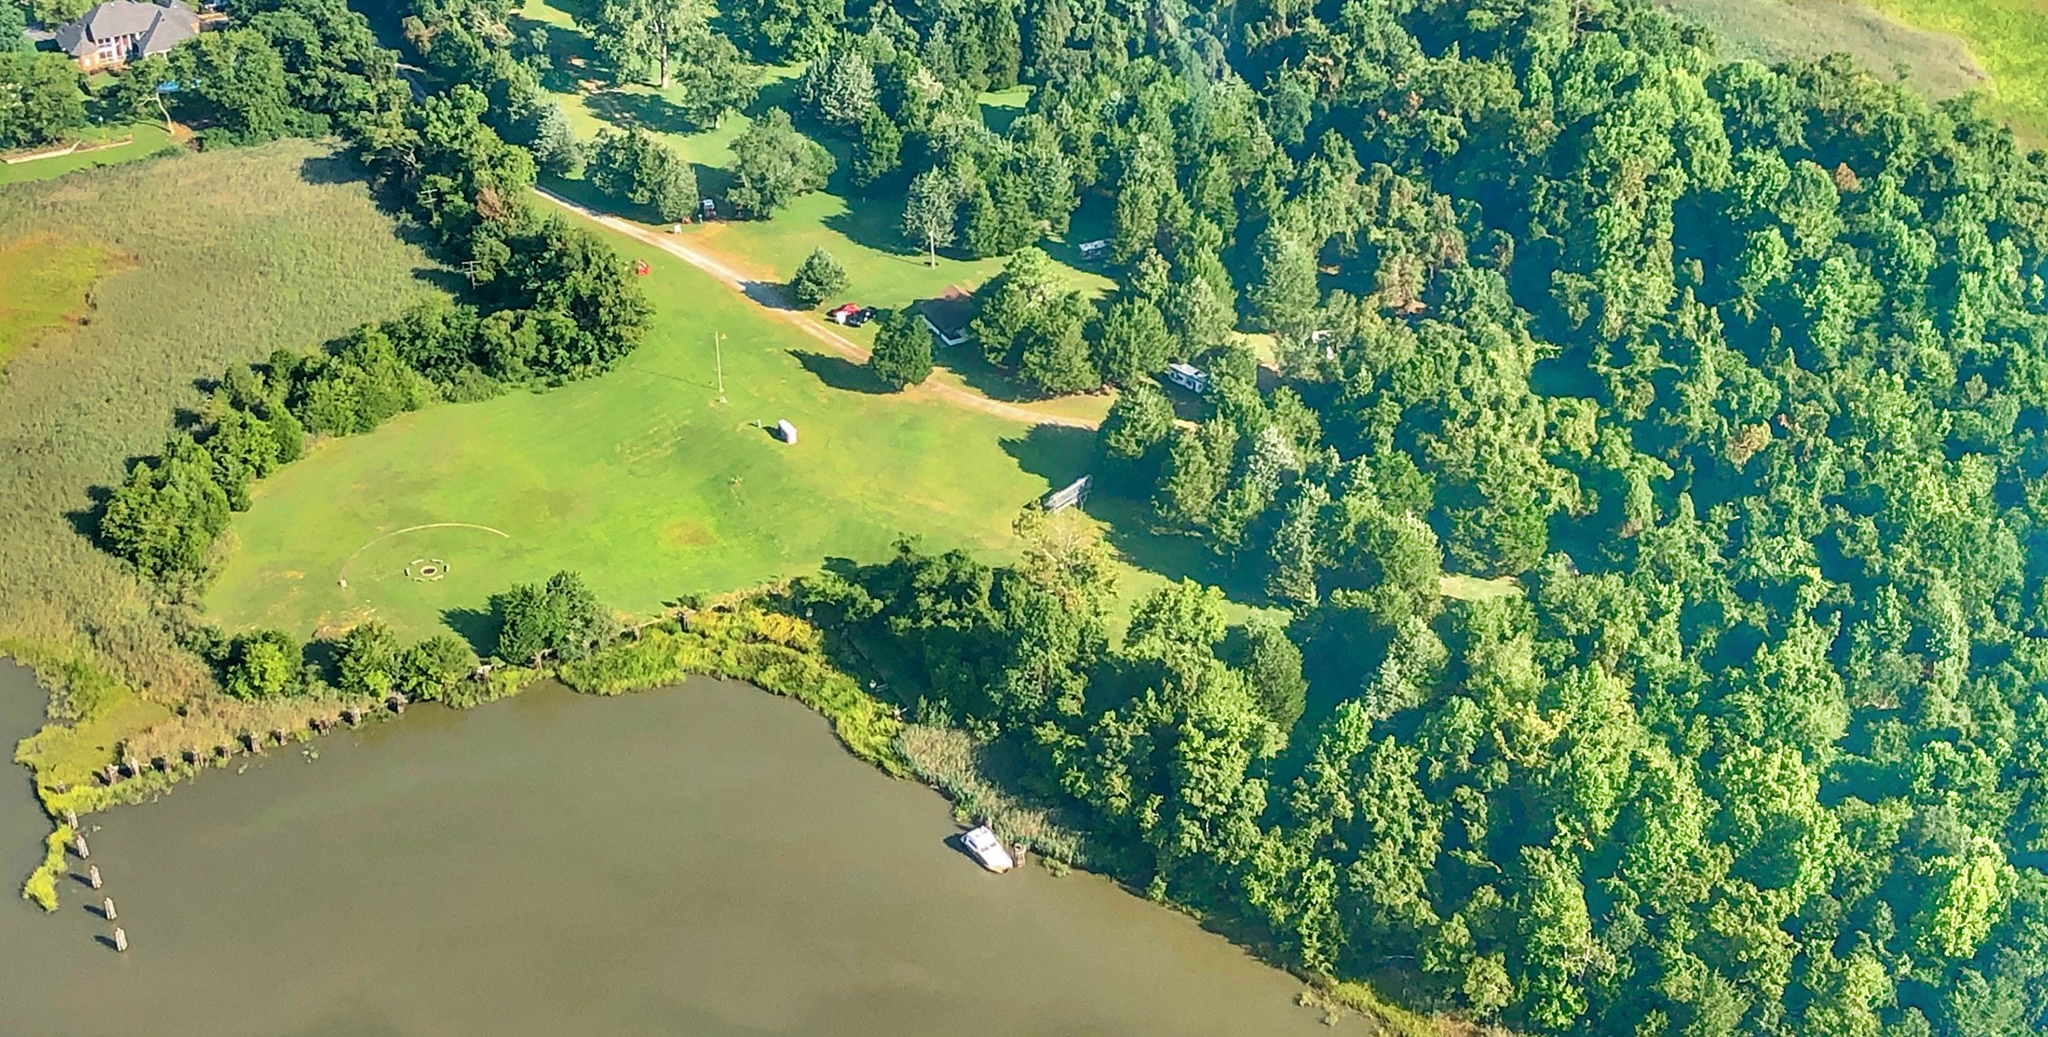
[714,332,726,404]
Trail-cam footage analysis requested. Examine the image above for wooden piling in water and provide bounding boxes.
[63,809,77,828]
[102,896,116,920]
[112,927,127,952]
[73,835,89,859]
[88,864,101,890]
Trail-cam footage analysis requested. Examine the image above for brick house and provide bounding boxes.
[53,0,200,71]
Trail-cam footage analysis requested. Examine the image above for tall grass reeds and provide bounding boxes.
[897,724,1092,869]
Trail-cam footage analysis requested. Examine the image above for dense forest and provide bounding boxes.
[13,0,2048,1031]
[771,3,2048,1037]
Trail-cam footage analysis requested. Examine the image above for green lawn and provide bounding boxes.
[203,218,1106,643]
[0,140,445,700]
[1439,573,1522,602]
[674,185,1113,310]
[658,186,1118,423]
[0,122,179,186]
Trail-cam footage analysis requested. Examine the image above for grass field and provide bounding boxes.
[1662,0,2048,142]
[0,235,130,368]
[203,217,1108,643]
[0,122,180,187]
[660,189,1118,423]
[1853,0,2048,139]
[1439,573,1522,602]
[0,140,446,701]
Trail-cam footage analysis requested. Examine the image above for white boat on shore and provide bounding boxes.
[961,825,1014,873]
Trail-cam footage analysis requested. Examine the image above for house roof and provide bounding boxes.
[918,285,976,337]
[55,0,198,58]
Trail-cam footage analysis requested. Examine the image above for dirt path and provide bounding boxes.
[535,188,1101,431]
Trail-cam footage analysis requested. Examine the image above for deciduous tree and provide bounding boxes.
[493,569,617,663]
[901,167,962,265]
[224,630,302,700]
[169,29,294,145]
[0,52,86,149]
[724,109,834,218]
[590,0,703,89]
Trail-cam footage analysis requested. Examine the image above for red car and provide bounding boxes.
[827,304,875,327]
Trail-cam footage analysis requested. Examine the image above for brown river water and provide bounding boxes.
[0,662,1331,1037]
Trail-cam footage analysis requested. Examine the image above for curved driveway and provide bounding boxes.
[535,188,1101,431]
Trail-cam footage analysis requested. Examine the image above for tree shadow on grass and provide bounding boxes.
[788,350,890,394]
[822,205,932,266]
[997,423,1094,485]
[539,172,608,211]
[742,74,800,122]
[980,98,1025,136]
[441,606,499,658]
[586,90,701,136]
[301,638,339,681]
[507,16,594,93]
[694,161,734,201]
[64,485,112,543]
[930,347,1084,406]
[540,172,662,226]
[297,151,365,186]
[742,279,797,309]
[1082,493,1267,604]
[413,265,472,296]
[547,0,604,25]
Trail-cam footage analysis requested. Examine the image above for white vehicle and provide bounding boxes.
[1166,362,1209,395]
[961,825,1014,873]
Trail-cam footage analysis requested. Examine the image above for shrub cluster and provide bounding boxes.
[559,604,909,776]
[587,128,699,223]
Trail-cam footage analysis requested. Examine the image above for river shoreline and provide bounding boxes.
[0,676,1335,1037]
[1,661,52,905]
